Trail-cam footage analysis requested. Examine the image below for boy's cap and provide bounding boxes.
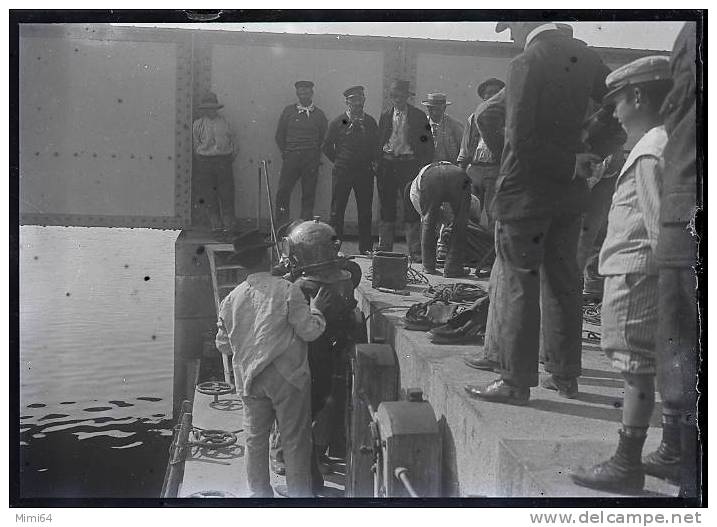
[603,55,672,103]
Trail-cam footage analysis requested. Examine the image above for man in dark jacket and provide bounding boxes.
[376,79,434,253]
[323,86,380,254]
[465,22,610,404]
[275,81,328,225]
[646,22,700,499]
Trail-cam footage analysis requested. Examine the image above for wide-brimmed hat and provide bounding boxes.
[603,55,672,103]
[389,79,415,96]
[477,78,505,99]
[227,230,273,263]
[421,93,452,106]
[198,92,224,110]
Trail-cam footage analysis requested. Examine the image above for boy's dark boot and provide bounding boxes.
[678,422,700,499]
[643,413,681,483]
[571,429,646,493]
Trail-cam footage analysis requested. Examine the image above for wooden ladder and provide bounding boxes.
[205,243,248,388]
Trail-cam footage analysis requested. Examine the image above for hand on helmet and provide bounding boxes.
[310,285,342,315]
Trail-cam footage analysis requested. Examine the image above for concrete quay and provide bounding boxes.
[352,256,679,499]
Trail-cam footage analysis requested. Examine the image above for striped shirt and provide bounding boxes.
[599,126,667,276]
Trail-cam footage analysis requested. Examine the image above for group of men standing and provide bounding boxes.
[200,20,699,498]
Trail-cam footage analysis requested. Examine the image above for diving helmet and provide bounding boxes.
[284,219,342,275]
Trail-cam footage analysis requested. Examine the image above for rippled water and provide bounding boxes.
[19,226,179,498]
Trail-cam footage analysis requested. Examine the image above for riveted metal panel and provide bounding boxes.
[18,24,192,229]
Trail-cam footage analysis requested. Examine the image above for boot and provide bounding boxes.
[643,414,681,483]
[376,221,394,252]
[678,421,700,499]
[571,429,646,493]
[405,222,422,263]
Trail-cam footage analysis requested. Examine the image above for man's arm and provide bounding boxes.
[450,117,465,163]
[457,114,476,168]
[322,119,338,163]
[414,109,434,164]
[192,119,202,154]
[317,110,329,147]
[286,281,326,342]
[275,107,289,153]
[476,105,505,161]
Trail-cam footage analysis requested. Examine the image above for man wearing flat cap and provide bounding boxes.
[275,81,328,225]
[192,91,238,232]
[457,78,506,229]
[465,22,616,405]
[322,86,380,254]
[376,79,434,252]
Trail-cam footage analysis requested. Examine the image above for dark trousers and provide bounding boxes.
[656,267,700,497]
[275,149,321,223]
[466,163,498,229]
[485,215,583,387]
[576,177,616,296]
[377,158,422,223]
[657,268,698,412]
[329,166,374,253]
[192,155,235,229]
[416,169,471,273]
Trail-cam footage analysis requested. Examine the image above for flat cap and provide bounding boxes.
[295,80,315,89]
[343,85,365,98]
[603,55,672,103]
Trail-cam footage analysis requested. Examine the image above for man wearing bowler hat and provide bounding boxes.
[376,79,434,252]
[465,22,614,405]
[192,91,238,232]
[275,81,328,225]
[323,86,380,254]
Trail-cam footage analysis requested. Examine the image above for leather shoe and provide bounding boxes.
[464,355,499,371]
[430,310,485,344]
[464,379,529,406]
[541,374,578,399]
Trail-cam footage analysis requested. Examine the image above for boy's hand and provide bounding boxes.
[310,286,340,315]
